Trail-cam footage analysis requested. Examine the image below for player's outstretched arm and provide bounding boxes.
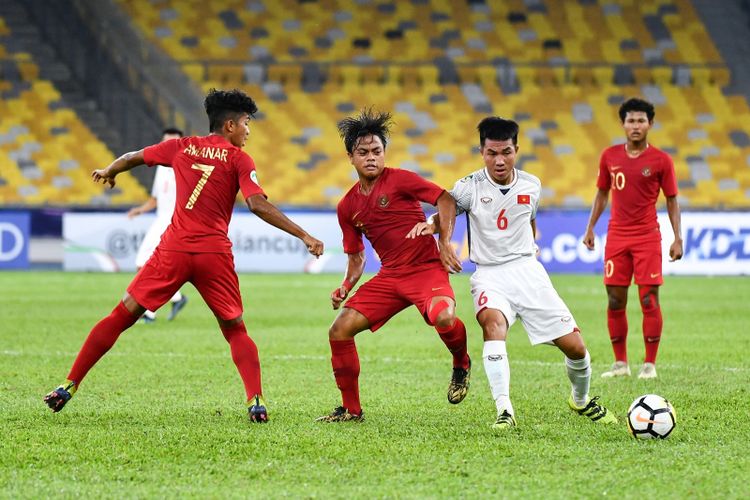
[583,189,609,250]
[435,192,462,273]
[246,194,324,257]
[666,196,683,261]
[331,251,365,310]
[127,197,157,219]
[92,149,145,189]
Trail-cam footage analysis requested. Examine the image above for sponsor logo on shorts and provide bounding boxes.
[487,355,503,361]
[480,197,492,204]
[650,272,661,278]
[561,316,572,322]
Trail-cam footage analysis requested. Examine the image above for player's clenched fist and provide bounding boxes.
[303,235,324,257]
[92,168,116,189]
[331,280,353,310]
[582,228,596,250]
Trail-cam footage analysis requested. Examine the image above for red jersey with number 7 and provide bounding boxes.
[596,144,678,238]
[142,134,265,253]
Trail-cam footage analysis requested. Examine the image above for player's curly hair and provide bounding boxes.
[338,108,393,153]
[619,97,655,122]
[477,117,519,147]
[204,88,258,132]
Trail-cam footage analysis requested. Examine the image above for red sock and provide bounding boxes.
[67,302,139,384]
[436,318,470,369]
[606,308,628,362]
[640,289,663,364]
[220,321,262,400]
[329,339,361,415]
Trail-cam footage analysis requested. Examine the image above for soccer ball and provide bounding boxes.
[627,394,676,439]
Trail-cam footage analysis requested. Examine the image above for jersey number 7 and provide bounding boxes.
[186,163,215,209]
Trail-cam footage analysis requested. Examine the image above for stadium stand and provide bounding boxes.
[3,1,748,207]
[0,14,147,205]
[113,0,750,208]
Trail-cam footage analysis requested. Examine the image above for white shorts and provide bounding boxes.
[469,257,578,345]
[135,219,170,268]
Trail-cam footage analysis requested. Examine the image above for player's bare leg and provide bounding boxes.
[555,331,617,424]
[317,307,369,422]
[602,285,631,378]
[428,296,471,404]
[478,308,516,431]
[638,285,661,379]
[217,315,266,423]
[44,293,145,412]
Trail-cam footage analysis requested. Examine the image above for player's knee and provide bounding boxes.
[428,300,454,328]
[328,320,354,341]
[639,287,659,311]
[607,296,626,310]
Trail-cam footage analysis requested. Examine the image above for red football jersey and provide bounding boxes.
[596,144,678,238]
[338,168,444,272]
[142,134,265,253]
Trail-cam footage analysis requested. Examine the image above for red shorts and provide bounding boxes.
[127,247,243,320]
[604,234,663,286]
[343,265,455,332]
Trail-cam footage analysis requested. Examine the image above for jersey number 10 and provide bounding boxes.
[610,171,626,191]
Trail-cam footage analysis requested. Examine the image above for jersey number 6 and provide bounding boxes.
[496,209,508,230]
[186,163,215,209]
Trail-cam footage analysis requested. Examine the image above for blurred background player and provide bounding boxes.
[127,127,188,323]
[409,117,617,430]
[583,98,683,380]
[43,89,325,423]
[317,109,469,422]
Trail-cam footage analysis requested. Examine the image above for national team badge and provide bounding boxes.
[517,194,530,204]
[642,167,651,177]
[378,194,389,208]
[480,197,492,204]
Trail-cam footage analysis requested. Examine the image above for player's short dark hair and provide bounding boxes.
[162,127,184,137]
[338,108,393,153]
[204,88,258,132]
[477,117,519,147]
[618,98,655,122]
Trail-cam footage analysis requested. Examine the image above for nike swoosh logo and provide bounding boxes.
[650,273,661,278]
[432,287,443,291]
[611,166,622,171]
[635,412,659,424]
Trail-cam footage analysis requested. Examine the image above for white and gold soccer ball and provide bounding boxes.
[627,394,676,439]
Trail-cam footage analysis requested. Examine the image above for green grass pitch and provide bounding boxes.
[1,271,748,497]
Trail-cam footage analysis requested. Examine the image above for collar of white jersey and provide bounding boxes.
[484,167,518,191]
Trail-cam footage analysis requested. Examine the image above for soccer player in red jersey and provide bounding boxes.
[317,109,469,422]
[583,98,683,380]
[43,89,324,422]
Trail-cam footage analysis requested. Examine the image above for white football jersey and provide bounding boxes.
[151,165,177,222]
[450,168,540,265]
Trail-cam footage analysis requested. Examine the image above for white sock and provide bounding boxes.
[144,310,156,319]
[170,291,182,303]
[565,350,591,407]
[483,340,513,415]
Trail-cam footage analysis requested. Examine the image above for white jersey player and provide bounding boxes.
[408,117,616,430]
[127,128,188,322]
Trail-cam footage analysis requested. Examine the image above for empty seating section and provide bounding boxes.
[118,0,721,65]
[119,2,750,207]
[0,18,146,205]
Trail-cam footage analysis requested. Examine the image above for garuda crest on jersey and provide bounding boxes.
[377,194,390,208]
[641,167,651,177]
